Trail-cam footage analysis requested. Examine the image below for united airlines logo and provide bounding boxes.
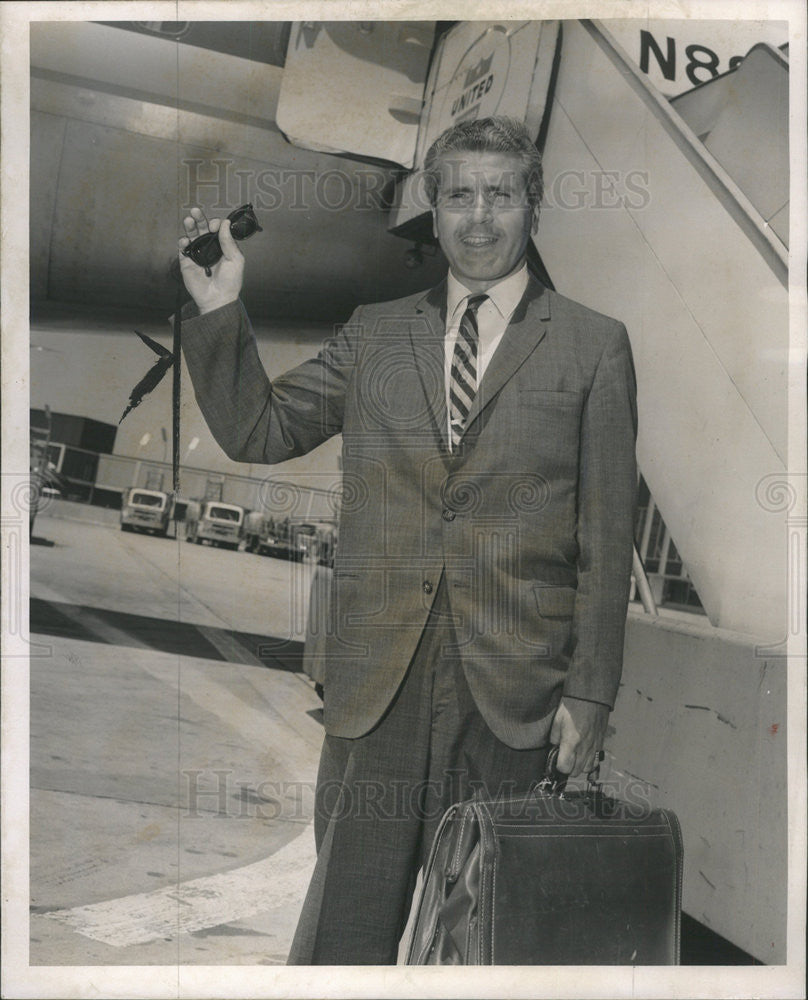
[438,29,512,128]
[430,27,513,137]
[452,51,495,118]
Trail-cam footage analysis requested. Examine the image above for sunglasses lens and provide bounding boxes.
[181,205,262,273]
[182,232,223,268]
[228,204,263,240]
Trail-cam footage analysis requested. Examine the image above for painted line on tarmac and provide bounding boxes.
[196,623,263,667]
[30,597,305,671]
[43,823,317,947]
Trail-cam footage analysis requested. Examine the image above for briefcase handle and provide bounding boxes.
[536,745,568,795]
[536,745,604,797]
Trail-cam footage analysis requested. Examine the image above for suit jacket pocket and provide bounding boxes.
[518,391,582,480]
[533,583,577,618]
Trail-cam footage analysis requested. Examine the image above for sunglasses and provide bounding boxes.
[181,203,263,275]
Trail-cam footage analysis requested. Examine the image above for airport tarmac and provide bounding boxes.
[25,503,756,969]
[29,505,324,965]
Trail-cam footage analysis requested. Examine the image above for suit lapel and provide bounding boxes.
[408,274,552,450]
[411,281,449,450]
[464,275,551,432]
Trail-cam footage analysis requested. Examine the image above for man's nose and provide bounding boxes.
[469,192,493,221]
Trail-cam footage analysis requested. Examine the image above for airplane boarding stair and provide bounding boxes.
[533,21,791,962]
[537,21,789,642]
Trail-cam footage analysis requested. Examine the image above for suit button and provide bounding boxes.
[423,580,433,594]
[442,508,456,521]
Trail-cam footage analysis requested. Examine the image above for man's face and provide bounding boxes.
[431,152,539,292]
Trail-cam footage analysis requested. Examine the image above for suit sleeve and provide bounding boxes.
[563,323,638,708]
[179,299,361,464]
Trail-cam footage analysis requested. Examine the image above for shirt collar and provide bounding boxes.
[446,263,530,324]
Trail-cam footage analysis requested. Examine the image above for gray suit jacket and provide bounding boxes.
[181,275,638,749]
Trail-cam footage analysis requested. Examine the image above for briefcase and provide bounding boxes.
[405,757,683,965]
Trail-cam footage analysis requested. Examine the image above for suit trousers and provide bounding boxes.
[287,574,550,965]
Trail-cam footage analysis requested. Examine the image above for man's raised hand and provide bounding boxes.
[178,206,245,315]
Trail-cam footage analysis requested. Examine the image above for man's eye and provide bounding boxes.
[445,191,471,204]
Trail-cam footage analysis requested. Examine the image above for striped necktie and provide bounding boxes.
[450,293,487,449]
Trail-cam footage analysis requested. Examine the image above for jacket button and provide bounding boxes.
[423,580,433,594]
[442,508,456,521]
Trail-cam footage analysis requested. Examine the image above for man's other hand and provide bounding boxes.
[178,207,245,315]
[549,697,610,777]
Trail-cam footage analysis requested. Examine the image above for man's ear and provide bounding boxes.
[431,205,440,241]
[530,205,540,236]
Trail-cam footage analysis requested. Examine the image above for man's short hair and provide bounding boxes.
[422,116,544,212]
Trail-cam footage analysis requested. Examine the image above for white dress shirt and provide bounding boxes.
[444,264,530,448]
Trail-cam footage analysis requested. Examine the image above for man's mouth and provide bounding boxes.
[460,234,498,248]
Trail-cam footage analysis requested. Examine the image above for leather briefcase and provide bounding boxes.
[405,756,683,965]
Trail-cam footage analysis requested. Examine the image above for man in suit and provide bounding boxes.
[178,117,638,964]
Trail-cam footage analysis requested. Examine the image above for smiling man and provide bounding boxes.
[429,151,539,289]
[178,116,638,965]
